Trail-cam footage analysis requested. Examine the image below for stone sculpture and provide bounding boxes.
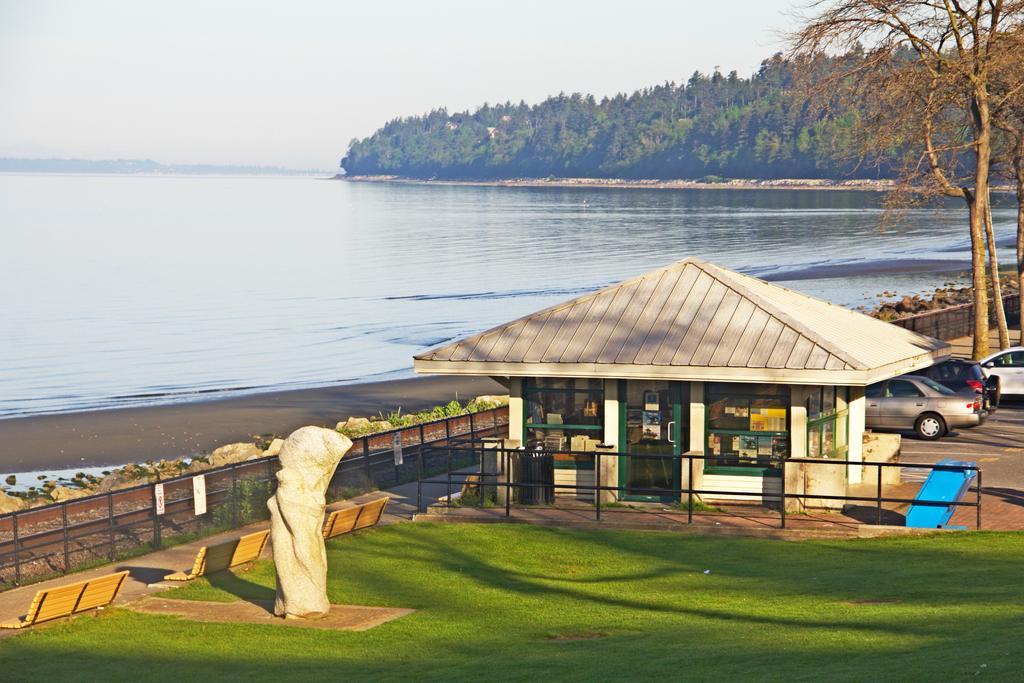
[267,426,352,619]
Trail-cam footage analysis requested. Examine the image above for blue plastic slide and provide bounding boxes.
[905,459,978,529]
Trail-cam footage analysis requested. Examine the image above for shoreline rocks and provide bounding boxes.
[208,442,263,468]
[869,276,1018,321]
[2,394,510,513]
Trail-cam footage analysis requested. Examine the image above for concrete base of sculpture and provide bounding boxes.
[130,596,413,630]
[267,426,352,619]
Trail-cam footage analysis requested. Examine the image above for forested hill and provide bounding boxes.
[341,53,880,181]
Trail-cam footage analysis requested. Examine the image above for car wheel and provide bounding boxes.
[914,413,946,440]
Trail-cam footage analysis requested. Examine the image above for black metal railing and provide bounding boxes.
[0,406,509,589]
[417,443,982,531]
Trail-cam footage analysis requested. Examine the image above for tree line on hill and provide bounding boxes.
[341,51,884,181]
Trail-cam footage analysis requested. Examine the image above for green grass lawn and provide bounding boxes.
[3,524,1023,681]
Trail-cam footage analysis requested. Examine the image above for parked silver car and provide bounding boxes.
[866,375,984,440]
[979,346,1024,396]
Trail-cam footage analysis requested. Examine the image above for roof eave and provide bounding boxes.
[413,347,949,387]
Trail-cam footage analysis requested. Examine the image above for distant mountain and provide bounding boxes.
[342,51,888,181]
[0,157,324,176]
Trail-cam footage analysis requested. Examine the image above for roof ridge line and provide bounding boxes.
[415,257,700,360]
[693,262,871,370]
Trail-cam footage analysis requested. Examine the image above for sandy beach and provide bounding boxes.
[337,174,898,191]
[0,375,504,472]
[339,175,1019,194]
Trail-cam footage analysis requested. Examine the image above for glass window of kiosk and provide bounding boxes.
[705,383,789,473]
[523,379,603,464]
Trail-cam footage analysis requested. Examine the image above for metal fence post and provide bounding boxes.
[62,502,70,573]
[107,492,116,562]
[780,460,786,529]
[595,451,601,521]
[152,480,162,549]
[363,436,371,485]
[504,450,511,517]
[12,513,21,586]
[478,441,485,507]
[419,423,426,470]
[231,464,239,528]
[394,430,401,487]
[976,468,983,530]
[876,463,883,525]
[446,442,453,507]
[687,456,694,524]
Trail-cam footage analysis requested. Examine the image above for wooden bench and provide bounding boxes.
[322,497,389,540]
[461,473,481,497]
[164,529,270,582]
[0,570,129,629]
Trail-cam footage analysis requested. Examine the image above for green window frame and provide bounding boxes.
[523,378,604,470]
[806,387,849,460]
[704,382,789,476]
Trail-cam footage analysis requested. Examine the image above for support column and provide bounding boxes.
[686,382,706,500]
[847,386,866,485]
[508,377,523,444]
[600,380,620,503]
[787,385,810,512]
[688,383,705,453]
[496,377,525,507]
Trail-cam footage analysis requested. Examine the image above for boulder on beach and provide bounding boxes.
[337,417,371,432]
[262,438,285,457]
[208,442,263,468]
[0,490,26,514]
[95,464,150,493]
[471,394,510,407]
[184,459,212,474]
[50,485,87,503]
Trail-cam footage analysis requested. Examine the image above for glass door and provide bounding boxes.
[619,381,686,502]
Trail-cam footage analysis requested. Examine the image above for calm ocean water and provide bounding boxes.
[0,174,1016,418]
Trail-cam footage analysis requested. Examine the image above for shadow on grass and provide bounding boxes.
[839,505,906,525]
[4,525,1022,681]
[204,568,276,603]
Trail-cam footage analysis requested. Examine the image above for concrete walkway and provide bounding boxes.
[0,471,476,636]
[948,329,1022,359]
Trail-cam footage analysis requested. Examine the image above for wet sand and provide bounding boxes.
[0,375,504,471]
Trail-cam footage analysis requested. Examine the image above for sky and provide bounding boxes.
[0,0,794,170]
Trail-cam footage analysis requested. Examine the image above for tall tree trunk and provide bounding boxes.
[985,193,1009,349]
[968,198,990,359]
[970,93,993,360]
[1017,149,1024,346]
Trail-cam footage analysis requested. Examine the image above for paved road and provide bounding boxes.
[894,399,1024,488]
[892,330,1024,489]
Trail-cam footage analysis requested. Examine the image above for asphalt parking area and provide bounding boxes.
[895,399,1024,489]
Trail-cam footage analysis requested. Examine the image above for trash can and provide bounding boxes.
[515,451,554,505]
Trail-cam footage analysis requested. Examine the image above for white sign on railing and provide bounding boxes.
[154,483,165,515]
[193,475,207,516]
[393,432,403,465]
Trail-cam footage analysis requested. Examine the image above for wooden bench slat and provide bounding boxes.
[324,497,389,539]
[0,570,129,629]
[353,498,388,530]
[230,530,270,567]
[75,571,129,612]
[323,507,360,539]
[202,542,238,575]
[163,530,269,582]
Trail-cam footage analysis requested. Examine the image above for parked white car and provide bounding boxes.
[978,346,1024,396]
